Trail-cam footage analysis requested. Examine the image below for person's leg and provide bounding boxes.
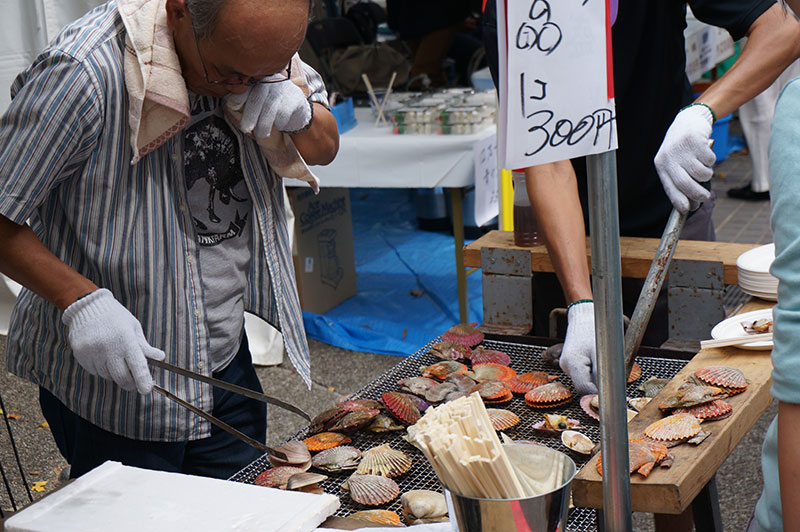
[39,388,185,478]
[182,334,267,479]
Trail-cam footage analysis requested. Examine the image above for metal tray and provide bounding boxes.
[231,336,689,531]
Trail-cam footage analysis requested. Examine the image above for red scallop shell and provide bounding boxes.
[303,432,352,451]
[470,380,512,401]
[627,362,642,384]
[420,361,469,380]
[344,474,400,506]
[579,394,600,421]
[469,347,511,367]
[349,510,403,527]
[673,399,733,421]
[441,323,484,347]
[509,372,558,394]
[524,382,573,407]
[255,466,306,489]
[695,366,747,390]
[381,391,421,425]
[471,363,517,383]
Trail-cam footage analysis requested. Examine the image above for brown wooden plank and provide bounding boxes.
[463,231,758,285]
[571,300,774,514]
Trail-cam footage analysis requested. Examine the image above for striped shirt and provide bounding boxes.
[0,2,326,441]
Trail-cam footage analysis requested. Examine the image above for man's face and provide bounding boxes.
[167,0,308,97]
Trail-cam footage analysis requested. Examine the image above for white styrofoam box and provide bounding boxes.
[5,461,339,532]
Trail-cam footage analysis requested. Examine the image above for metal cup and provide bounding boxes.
[445,444,577,532]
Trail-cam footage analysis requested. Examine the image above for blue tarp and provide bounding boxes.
[302,188,484,356]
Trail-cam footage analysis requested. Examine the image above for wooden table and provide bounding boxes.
[572,300,774,522]
[464,230,757,283]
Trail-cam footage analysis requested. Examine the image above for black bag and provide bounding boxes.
[330,43,410,95]
[345,1,387,44]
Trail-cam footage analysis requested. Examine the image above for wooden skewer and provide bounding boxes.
[700,332,773,349]
[360,73,388,127]
[373,71,397,127]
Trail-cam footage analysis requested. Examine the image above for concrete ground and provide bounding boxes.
[0,120,777,530]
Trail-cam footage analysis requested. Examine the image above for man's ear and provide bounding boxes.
[164,0,189,31]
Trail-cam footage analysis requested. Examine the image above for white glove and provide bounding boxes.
[653,103,716,213]
[559,300,597,395]
[225,82,312,138]
[62,288,165,394]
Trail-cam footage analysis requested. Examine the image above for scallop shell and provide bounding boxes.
[470,380,513,402]
[381,391,422,425]
[628,397,651,412]
[524,382,573,407]
[644,413,702,441]
[627,361,642,383]
[356,443,413,478]
[470,363,517,383]
[349,510,403,527]
[695,366,747,390]
[399,376,439,396]
[579,394,600,420]
[469,347,511,366]
[338,398,384,412]
[445,372,478,392]
[420,361,469,380]
[303,431,352,451]
[311,445,362,472]
[328,409,381,432]
[367,414,406,433]
[268,440,312,469]
[441,323,484,347]
[532,415,580,433]
[254,466,306,489]
[673,399,733,421]
[561,430,594,454]
[639,377,670,398]
[401,490,449,524]
[486,408,520,431]
[658,382,727,410]
[343,473,400,506]
[287,471,328,491]
[428,340,472,361]
[541,343,563,368]
[424,382,458,404]
[508,372,558,394]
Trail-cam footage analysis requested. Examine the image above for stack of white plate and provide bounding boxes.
[736,243,778,301]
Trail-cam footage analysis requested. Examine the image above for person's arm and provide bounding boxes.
[778,401,800,529]
[526,161,597,394]
[0,215,97,311]
[290,101,339,165]
[698,3,800,119]
[525,161,591,304]
[655,3,800,213]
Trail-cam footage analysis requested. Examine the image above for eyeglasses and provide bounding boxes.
[191,23,291,86]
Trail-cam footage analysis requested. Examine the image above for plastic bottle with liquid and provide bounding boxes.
[512,170,543,246]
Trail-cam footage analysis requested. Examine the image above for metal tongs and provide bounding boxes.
[148,358,311,460]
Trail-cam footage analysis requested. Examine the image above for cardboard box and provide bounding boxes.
[288,187,357,314]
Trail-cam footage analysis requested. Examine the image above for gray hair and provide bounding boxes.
[185,0,226,41]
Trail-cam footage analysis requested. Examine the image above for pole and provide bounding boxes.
[586,150,632,531]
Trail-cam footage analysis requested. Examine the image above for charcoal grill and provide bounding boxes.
[230,335,692,531]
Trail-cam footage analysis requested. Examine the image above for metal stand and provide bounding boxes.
[479,248,534,335]
[586,150,632,532]
[668,259,726,342]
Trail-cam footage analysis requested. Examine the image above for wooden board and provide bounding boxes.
[463,231,758,285]
[571,301,774,514]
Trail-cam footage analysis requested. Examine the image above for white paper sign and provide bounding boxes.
[473,133,499,227]
[498,0,617,169]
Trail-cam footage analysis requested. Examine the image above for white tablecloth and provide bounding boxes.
[301,107,495,189]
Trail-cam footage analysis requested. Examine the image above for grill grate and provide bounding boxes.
[231,337,688,531]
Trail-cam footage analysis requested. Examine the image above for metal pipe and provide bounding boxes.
[623,208,687,374]
[586,150,632,531]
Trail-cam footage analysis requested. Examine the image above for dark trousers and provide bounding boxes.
[40,334,266,480]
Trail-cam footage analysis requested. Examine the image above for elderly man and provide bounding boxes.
[0,0,338,479]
